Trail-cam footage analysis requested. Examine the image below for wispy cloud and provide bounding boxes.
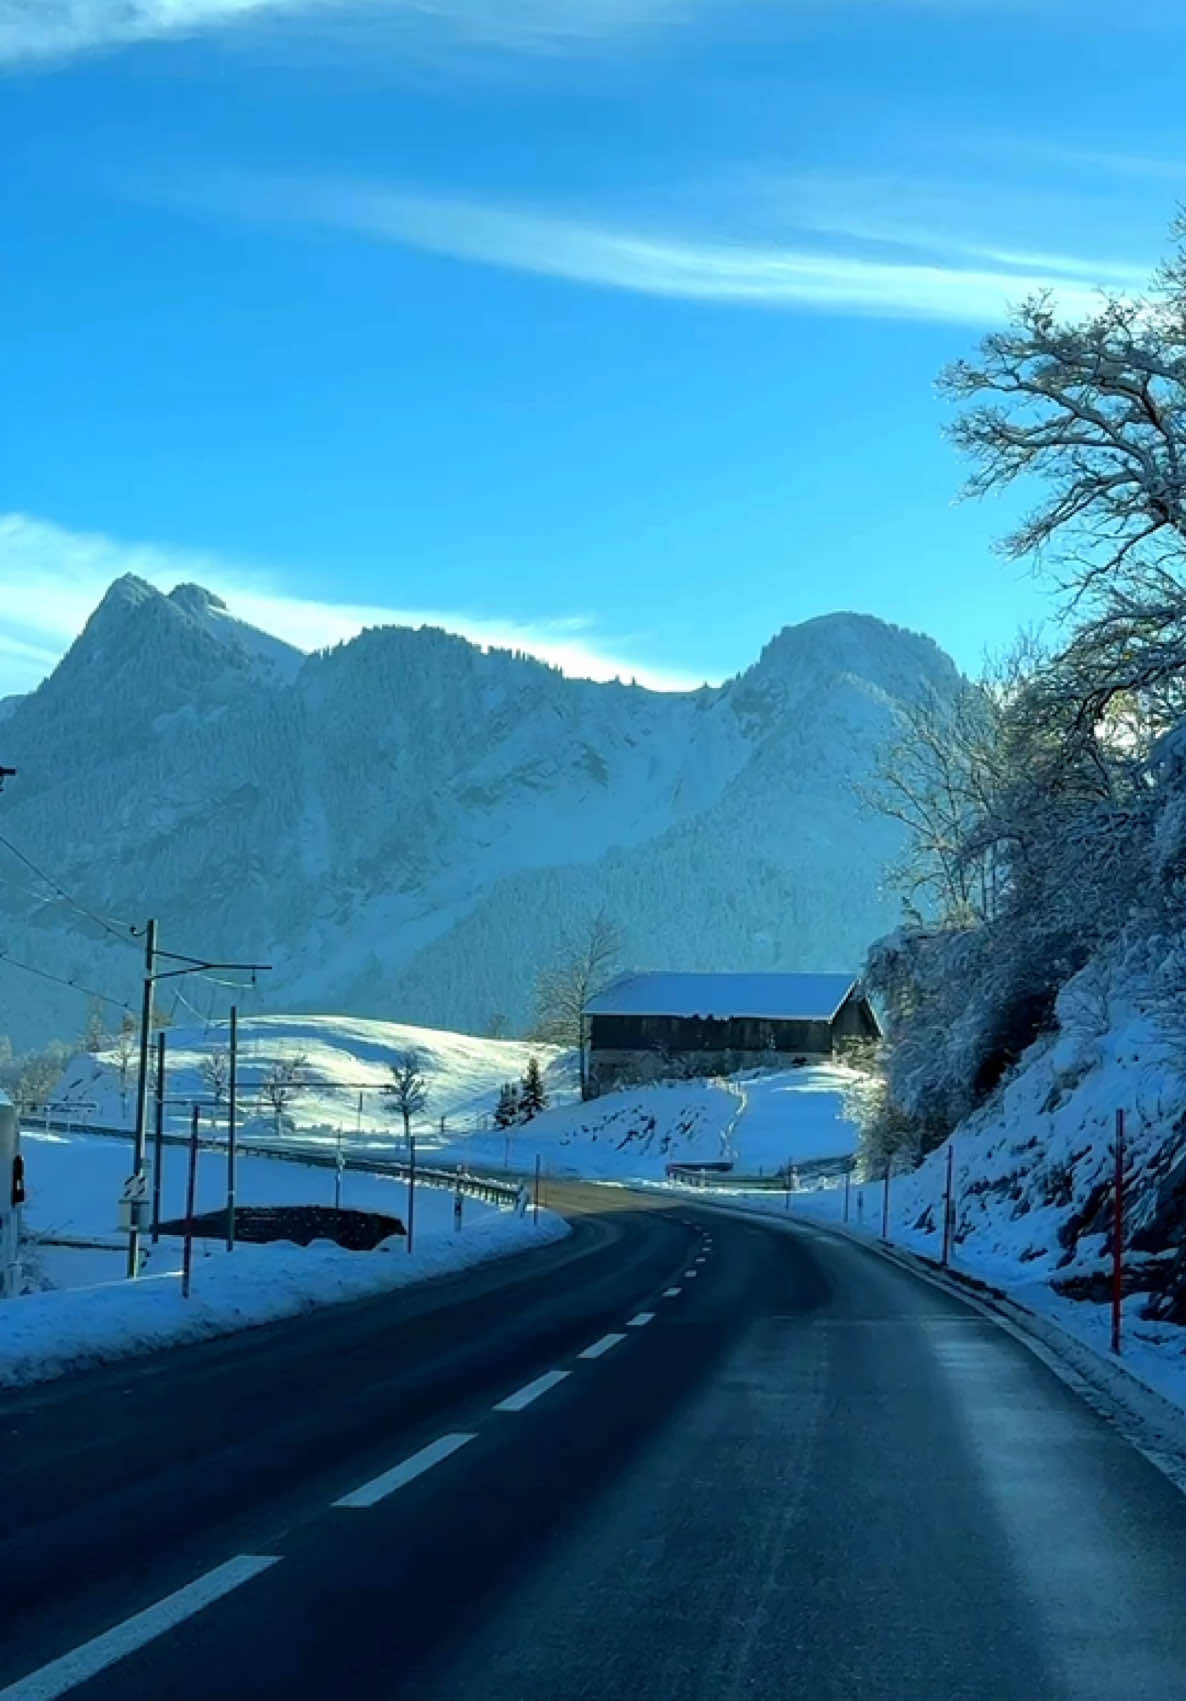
[1,0,729,68]
[0,514,702,696]
[181,170,1145,324]
[0,0,1054,70]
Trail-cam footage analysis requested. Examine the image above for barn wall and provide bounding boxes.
[587,997,879,1094]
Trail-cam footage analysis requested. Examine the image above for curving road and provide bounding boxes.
[2,1187,1186,1700]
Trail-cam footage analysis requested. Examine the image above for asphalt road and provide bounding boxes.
[3,1189,1186,1701]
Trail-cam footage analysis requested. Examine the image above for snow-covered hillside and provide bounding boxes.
[0,576,958,1048]
[47,1018,857,1183]
[50,1014,573,1144]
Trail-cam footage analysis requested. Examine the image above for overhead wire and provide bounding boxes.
[0,950,137,1015]
[0,831,139,947]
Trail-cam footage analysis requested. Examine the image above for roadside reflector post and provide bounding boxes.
[454,1164,463,1232]
[843,1161,851,1225]
[942,1144,955,1267]
[1112,1108,1125,1356]
[181,1103,200,1300]
[881,1164,891,1242]
[533,1153,541,1226]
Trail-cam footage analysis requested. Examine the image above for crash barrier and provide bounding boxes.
[18,1112,524,1211]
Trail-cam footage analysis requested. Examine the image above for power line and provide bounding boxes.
[0,950,137,1015]
[0,832,139,947]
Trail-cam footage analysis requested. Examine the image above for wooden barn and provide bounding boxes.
[585,971,879,1095]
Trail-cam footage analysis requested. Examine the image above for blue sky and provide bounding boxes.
[1,0,1183,694]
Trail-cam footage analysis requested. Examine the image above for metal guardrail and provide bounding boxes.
[17,1113,523,1210]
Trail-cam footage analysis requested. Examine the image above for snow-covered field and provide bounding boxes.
[48,1019,858,1182]
[4,1128,567,1387]
[50,1014,575,1154]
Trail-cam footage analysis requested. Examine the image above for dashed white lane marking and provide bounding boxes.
[578,1333,626,1360]
[0,1556,280,1701]
[334,1433,476,1509]
[493,1369,571,1412]
[684,1270,698,1279]
[627,1312,655,1327]
[663,1286,682,1297]
[695,1256,707,1264]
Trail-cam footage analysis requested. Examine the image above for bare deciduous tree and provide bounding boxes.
[259,1051,308,1136]
[112,1013,138,1118]
[384,1050,428,1148]
[941,242,1186,736]
[531,912,621,1099]
[200,1049,230,1115]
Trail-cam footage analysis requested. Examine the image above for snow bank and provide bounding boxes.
[0,1211,568,1389]
[4,1127,567,1387]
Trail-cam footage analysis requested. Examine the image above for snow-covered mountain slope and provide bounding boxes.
[0,579,959,1047]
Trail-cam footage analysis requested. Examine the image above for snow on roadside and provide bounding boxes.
[3,1128,568,1388]
[0,1210,569,1389]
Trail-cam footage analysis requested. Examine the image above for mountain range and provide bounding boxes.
[0,578,959,1049]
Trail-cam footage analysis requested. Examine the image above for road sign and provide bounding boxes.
[118,1170,151,1232]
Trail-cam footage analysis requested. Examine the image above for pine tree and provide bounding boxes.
[519,1055,548,1120]
[493,1081,521,1129]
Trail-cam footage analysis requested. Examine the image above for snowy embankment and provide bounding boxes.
[4,1129,567,1388]
[497,1063,859,1181]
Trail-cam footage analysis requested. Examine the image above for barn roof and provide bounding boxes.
[586,972,862,1022]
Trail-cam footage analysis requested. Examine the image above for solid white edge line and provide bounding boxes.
[627,1312,655,1327]
[493,1369,571,1412]
[578,1333,627,1360]
[0,1556,279,1701]
[333,1433,476,1509]
[663,1286,682,1297]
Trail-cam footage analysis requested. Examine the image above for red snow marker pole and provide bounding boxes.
[406,1134,416,1256]
[181,1103,199,1300]
[942,1144,955,1268]
[881,1165,891,1242]
[1112,1109,1125,1356]
[533,1153,541,1226]
[843,1162,851,1225]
